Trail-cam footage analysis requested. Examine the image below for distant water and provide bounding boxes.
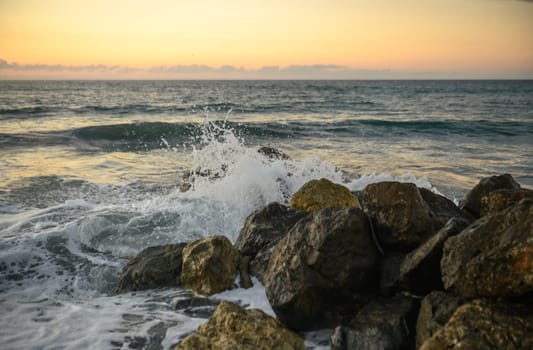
[0,80,532,349]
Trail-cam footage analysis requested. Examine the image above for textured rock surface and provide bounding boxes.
[289,178,361,212]
[361,182,436,250]
[113,243,187,293]
[480,188,533,216]
[330,295,418,350]
[419,188,473,227]
[441,199,533,298]
[264,207,379,330]
[398,219,468,295]
[175,301,305,350]
[415,291,464,349]
[460,173,521,217]
[181,236,240,296]
[257,146,290,160]
[235,202,307,258]
[419,300,533,350]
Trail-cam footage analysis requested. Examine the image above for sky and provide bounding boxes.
[1,0,532,79]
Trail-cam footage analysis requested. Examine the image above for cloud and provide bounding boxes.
[0,59,129,73]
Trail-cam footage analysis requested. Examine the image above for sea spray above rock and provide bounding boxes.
[289,178,361,212]
[181,236,240,296]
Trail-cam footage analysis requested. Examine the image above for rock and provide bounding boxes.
[419,188,474,227]
[398,219,468,295]
[264,207,379,330]
[378,252,405,296]
[481,188,533,216]
[460,174,521,217]
[330,295,418,350]
[181,236,240,296]
[415,291,464,348]
[238,255,253,289]
[175,301,305,350]
[361,182,436,250]
[441,199,533,298]
[257,146,290,160]
[289,178,361,212]
[113,243,187,293]
[235,202,307,258]
[171,291,221,319]
[248,248,271,284]
[419,300,533,350]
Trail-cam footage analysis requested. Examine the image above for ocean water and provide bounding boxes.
[0,80,532,349]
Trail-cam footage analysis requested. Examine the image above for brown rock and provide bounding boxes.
[460,174,521,217]
[181,236,240,296]
[481,188,533,216]
[175,301,305,350]
[289,178,361,212]
[361,182,436,250]
[441,199,533,298]
[113,243,187,294]
[264,207,379,330]
[415,291,464,348]
[419,188,474,227]
[398,219,468,295]
[419,300,533,350]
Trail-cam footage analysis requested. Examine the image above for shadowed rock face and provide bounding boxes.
[419,300,533,350]
[480,188,533,216]
[361,182,437,250]
[419,188,474,227]
[289,178,361,212]
[330,295,418,350]
[181,236,240,296]
[264,207,379,331]
[416,291,464,348]
[113,243,187,294]
[175,301,305,350]
[398,219,468,295]
[460,173,521,218]
[441,199,533,298]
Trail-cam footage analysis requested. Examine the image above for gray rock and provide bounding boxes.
[264,207,379,330]
[415,291,464,348]
[460,174,521,218]
[113,243,187,294]
[330,295,418,350]
[419,188,474,227]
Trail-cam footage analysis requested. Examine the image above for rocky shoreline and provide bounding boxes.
[114,170,533,349]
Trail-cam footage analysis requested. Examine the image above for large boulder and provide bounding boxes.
[419,188,474,227]
[441,199,533,298]
[415,291,464,348]
[175,301,305,350]
[460,174,521,217]
[361,182,437,250]
[398,219,468,295]
[330,295,418,350]
[419,300,533,350]
[264,207,379,330]
[235,202,307,282]
[181,236,240,296]
[480,188,533,216]
[113,243,187,293]
[289,178,361,212]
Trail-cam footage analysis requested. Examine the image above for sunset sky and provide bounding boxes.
[1,0,532,79]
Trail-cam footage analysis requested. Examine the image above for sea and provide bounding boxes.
[0,80,532,349]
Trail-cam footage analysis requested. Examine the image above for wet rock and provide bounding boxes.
[175,301,305,350]
[419,188,474,227]
[248,248,271,284]
[235,202,307,258]
[460,174,521,217]
[441,199,533,298]
[481,188,533,216]
[419,300,533,350]
[289,178,361,212]
[361,182,436,250]
[113,243,187,293]
[257,146,290,160]
[264,207,379,330]
[415,291,464,348]
[378,252,405,295]
[330,295,418,350]
[398,219,468,295]
[181,236,240,296]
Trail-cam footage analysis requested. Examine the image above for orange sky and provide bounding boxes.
[1,0,532,79]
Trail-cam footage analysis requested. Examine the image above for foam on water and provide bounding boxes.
[0,121,444,349]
